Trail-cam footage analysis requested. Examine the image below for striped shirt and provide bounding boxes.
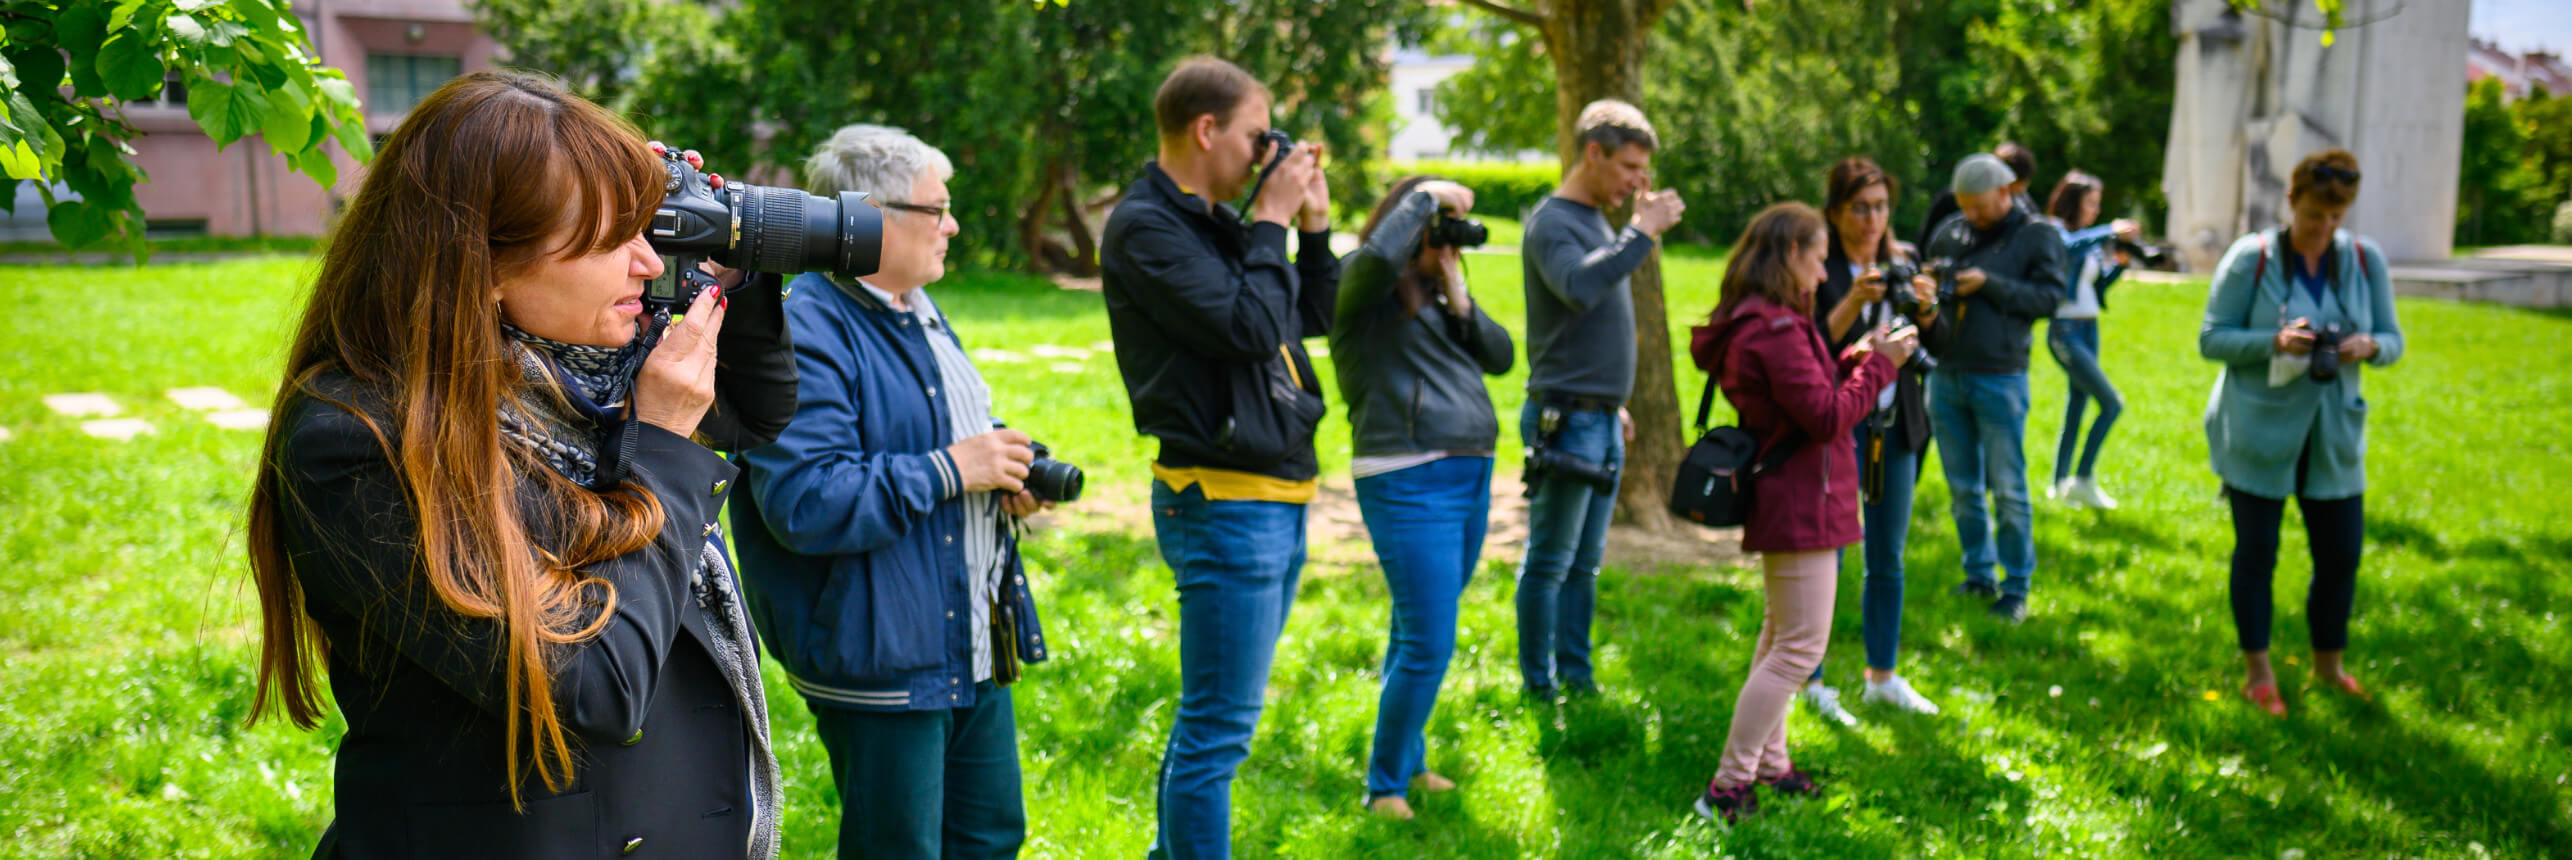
[852,279,1006,683]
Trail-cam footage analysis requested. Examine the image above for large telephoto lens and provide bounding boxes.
[733,185,883,279]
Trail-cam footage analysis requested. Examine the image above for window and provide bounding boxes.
[1415,87,1437,116]
[367,53,461,117]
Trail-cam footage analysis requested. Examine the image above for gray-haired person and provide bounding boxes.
[1917,153,2068,623]
[733,124,1056,859]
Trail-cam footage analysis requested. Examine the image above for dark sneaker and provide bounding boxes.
[1760,768,1822,797]
[1564,680,1602,699]
[1692,782,1759,823]
[1523,684,1562,704]
[1989,594,2028,623]
[1953,580,2000,600]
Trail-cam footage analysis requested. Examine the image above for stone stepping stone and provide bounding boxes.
[1028,344,1092,360]
[0,426,11,442]
[81,418,153,440]
[970,348,1030,364]
[43,393,121,417]
[167,387,248,411]
[1088,340,1115,352]
[206,409,270,430]
[1047,362,1084,374]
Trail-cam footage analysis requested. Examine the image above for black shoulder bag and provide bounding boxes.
[1669,374,1802,527]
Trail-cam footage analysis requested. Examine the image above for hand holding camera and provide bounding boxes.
[2274,317,2317,356]
[950,428,1036,494]
[1251,140,1320,228]
[1952,267,1988,296]
[1633,188,1685,238]
[634,285,728,438]
[1849,267,1889,306]
[1865,322,1919,368]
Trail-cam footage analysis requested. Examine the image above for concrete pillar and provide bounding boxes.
[2162,0,2469,271]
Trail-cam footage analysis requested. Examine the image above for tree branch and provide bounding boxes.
[1454,0,1545,28]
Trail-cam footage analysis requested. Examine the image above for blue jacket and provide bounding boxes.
[2198,228,2405,500]
[732,273,1047,712]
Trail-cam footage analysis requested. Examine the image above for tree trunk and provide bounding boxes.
[1540,0,1683,533]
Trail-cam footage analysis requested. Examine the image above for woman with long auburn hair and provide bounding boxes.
[1686,202,1915,822]
[246,71,784,858]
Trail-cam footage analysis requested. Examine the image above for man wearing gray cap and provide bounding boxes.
[1918,153,2067,623]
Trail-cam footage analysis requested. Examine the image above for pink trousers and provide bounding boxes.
[1711,548,1839,789]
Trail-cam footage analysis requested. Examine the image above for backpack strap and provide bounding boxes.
[1692,375,1718,432]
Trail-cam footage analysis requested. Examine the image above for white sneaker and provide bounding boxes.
[2050,477,2082,507]
[2068,477,2119,510]
[1862,675,1943,715]
[1801,682,1861,726]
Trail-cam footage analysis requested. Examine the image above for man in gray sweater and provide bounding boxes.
[1515,99,1685,699]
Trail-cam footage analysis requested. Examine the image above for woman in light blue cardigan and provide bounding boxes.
[2198,149,2403,718]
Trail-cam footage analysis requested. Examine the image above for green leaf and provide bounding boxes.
[56,4,109,95]
[313,76,359,110]
[176,0,225,10]
[108,0,151,33]
[289,138,334,188]
[46,198,113,247]
[259,80,312,150]
[226,0,288,35]
[184,76,264,145]
[98,31,165,101]
[0,139,40,179]
[4,40,69,98]
[167,13,206,43]
[328,109,372,160]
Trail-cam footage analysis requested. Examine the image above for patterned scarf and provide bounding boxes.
[500,326,782,860]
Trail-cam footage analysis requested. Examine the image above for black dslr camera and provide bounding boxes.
[1879,260,1926,317]
[642,145,885,313]
[1024,440,1085,503]
[1239,129,1298,222]
[2113,236,2173,269]
[1427,211,1488,249]
[2305,322,2345,382]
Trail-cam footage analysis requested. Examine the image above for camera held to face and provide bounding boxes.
[642,145,886,313]
[1427,211,1489,250]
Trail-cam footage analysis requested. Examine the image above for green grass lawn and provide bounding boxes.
[2,251,2567,858]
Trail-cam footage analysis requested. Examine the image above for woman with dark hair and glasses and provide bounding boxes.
[1330,175,1512,820]
[1794,157,1945,724]
[2040,170,2143,509]
[2199,148,2403,718]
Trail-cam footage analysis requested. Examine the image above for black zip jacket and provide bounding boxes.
[1101,162,1340,481]
[1329,190,1514,458]
[1919,205,2066,373]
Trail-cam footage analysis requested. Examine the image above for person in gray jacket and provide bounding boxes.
[2199,148,2402,718]
[1330,176,1511,820]
[1919,153,2068,623]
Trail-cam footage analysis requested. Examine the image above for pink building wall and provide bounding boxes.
[123,0,500,238]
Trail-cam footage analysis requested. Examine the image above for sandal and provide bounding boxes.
[2241,682,2288,718]
[2317,672,2369,700]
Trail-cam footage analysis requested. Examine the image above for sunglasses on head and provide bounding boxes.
[2313,164,2361,184]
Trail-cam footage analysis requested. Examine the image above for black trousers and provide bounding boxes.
[2224,442,2366,653]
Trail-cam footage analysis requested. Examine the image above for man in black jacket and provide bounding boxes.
[1099,55,1338,860]
[1914,141,2040,251]
[1920,153,2066,624]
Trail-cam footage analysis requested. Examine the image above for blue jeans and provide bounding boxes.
[1927,369,2036,597]
[1148,481,1308,860]
[1854,423,1923,670]
[1355,456,1493,799]
[2047,318,2122,481]
[1517,400,1623,692]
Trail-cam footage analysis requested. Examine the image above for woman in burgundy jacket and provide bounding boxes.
[1684,202,1916,823]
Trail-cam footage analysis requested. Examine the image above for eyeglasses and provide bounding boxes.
[1843,201,1892,217]
[883,200,952,221]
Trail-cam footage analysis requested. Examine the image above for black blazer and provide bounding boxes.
[1816,232,1935,454]
[276,379,757,859]
[696,271,797,452]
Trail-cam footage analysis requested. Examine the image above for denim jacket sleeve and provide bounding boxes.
[740,306,960,557]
